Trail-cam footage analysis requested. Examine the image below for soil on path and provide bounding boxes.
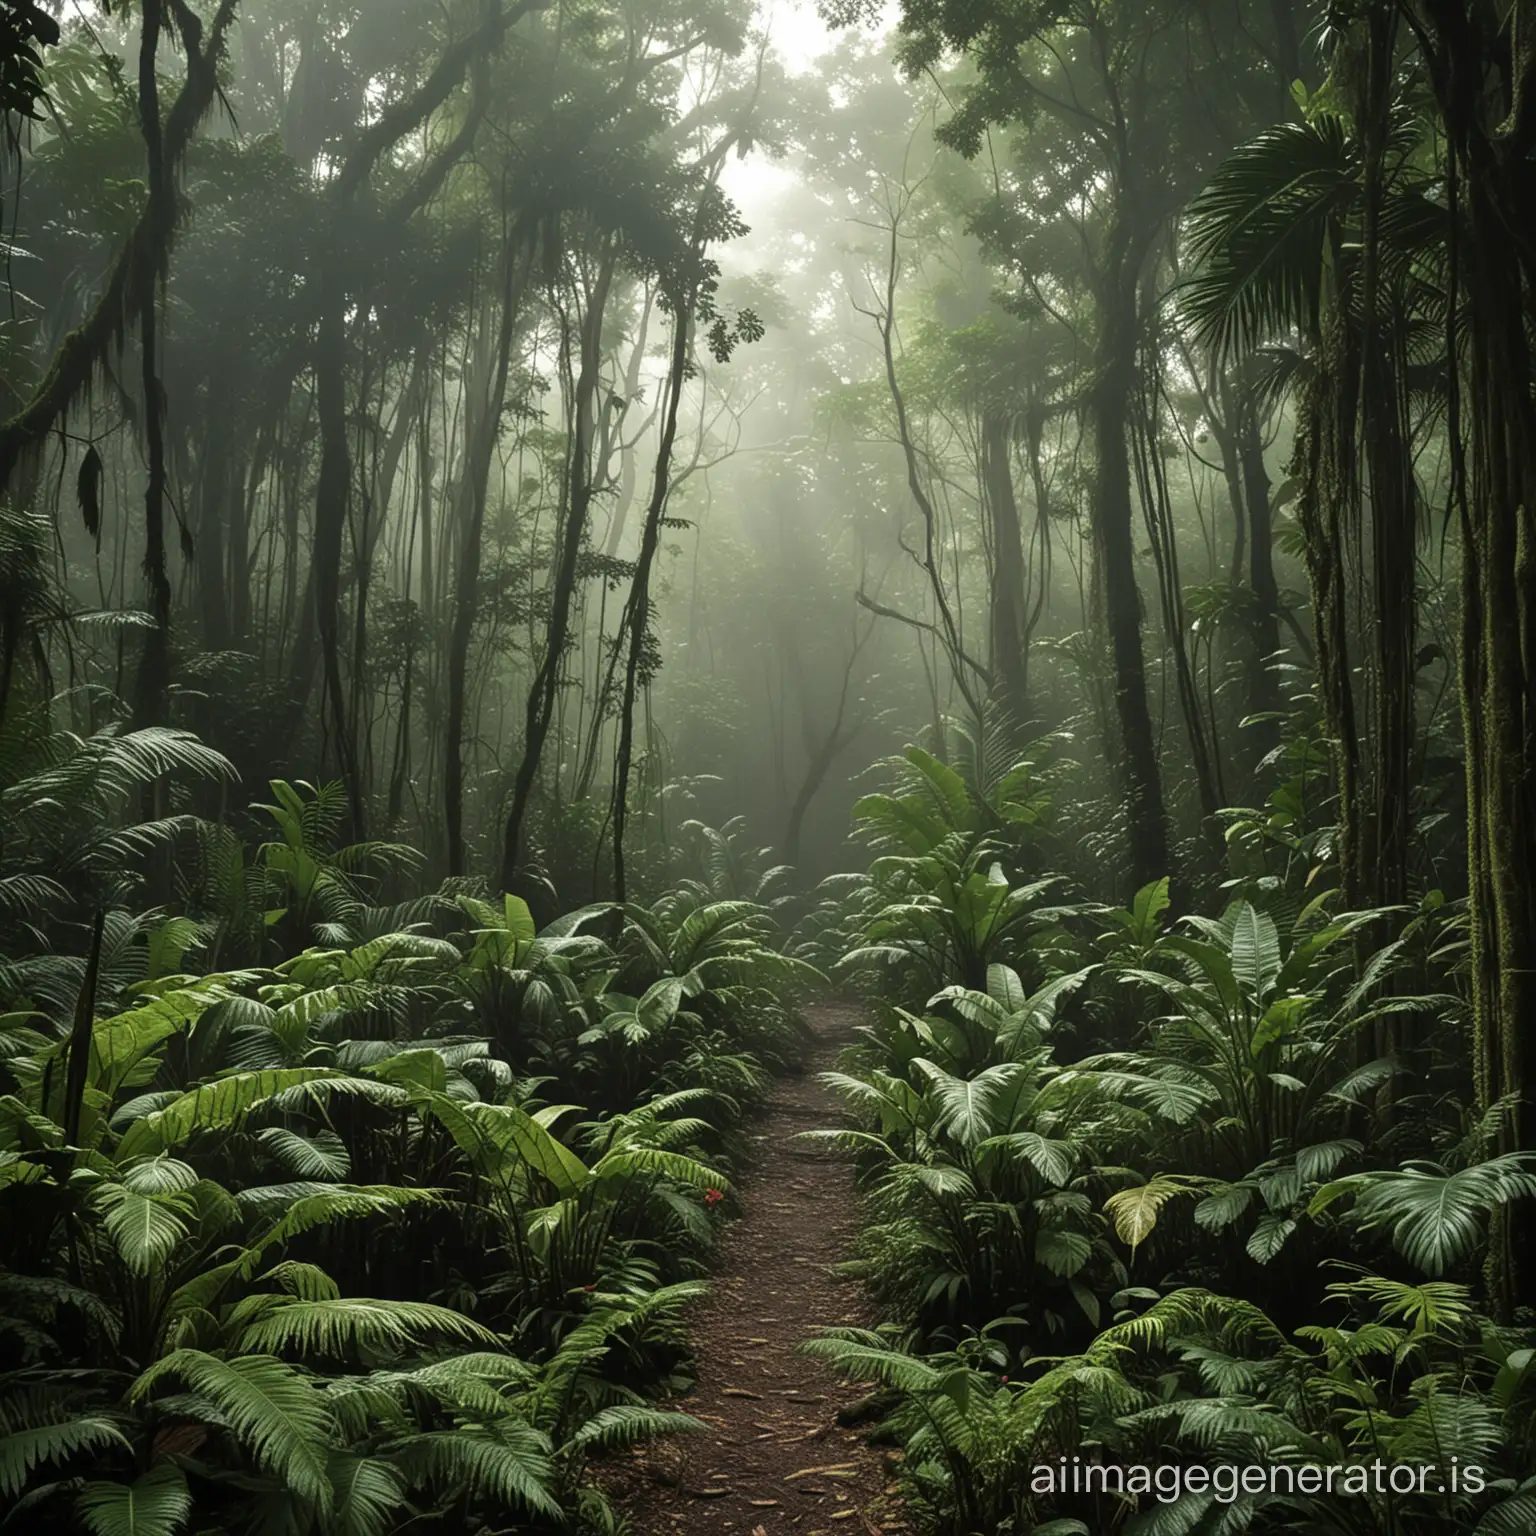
[605,1001,906,1536]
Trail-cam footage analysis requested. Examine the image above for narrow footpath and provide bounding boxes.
[606,1001,906,1535]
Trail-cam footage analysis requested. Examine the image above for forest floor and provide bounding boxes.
[600,1001,908,1536]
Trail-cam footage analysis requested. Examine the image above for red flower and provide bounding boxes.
[582,1283,596,1292]
[704,1188,724,1206]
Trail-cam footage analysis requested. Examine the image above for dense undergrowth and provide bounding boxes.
[0,717,818,1535]
[797,732,1536,1535]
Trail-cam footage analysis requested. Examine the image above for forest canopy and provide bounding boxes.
[4,0,1536,1531]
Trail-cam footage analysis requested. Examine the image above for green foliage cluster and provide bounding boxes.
[0,740,816,1533]
[804,737,1536,1534]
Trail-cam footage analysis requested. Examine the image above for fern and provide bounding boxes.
[77,1465,192,1536]
[130,1352,333,1508]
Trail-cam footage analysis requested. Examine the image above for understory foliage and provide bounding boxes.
[0,734,813,1532]
[803,736,1536,1534]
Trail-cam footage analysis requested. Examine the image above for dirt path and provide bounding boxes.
[605,1001,905,1535]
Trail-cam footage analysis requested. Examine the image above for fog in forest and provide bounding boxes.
[5,0,1536,1531]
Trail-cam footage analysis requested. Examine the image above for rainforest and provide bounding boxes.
[3,0,1536,1532]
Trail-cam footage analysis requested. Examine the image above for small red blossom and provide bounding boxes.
[704,1188,725,1206]
[1000,1375,1009,1384]
[582,1284,596,1292]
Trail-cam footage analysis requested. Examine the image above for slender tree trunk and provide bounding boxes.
[783,629,867,867]
[980,411,1030,725]
[1238,389,1284,767]
[1092,251,1170,890]
[133,0,172,734]
[603,286,656,559]
[1135,368,1224,830]
[196,369,232,651]
[1291,222,1364,903]
[501,242,616,892]
[612,300,692,901]
[1357,5,1416,910]
[446,233,532,876]
[310,269,366,836]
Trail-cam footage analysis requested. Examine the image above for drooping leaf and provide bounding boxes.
[78,1465,192,1536]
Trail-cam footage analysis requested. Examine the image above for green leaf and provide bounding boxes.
[78,1465,192,1536]
[94,1184,191,1274]
[86,988,229,1102]
[1475,1493,1536,1534]
[914,1059,1028,1148]
[986,963,1027,1011]
[237,1298,498,1356]
[396,1425,558,1517]
[1251,994,1309,1056]
[256,1127,351,1180]
[1324,1155,1536,1275]
[982,1131,1077,1186]
[0,1416,132,1500]
[328,1455,405,1536]
[241,1185,442,1274]
[130,1351,332,1510]
[1105,1177,1198,1252]
[1034,1228,1093,1277]
[115,1069,353,1159]
[1193,1183,1255,1232]
[1295,1139,1360,1183]
[1245,1213,1296,1263]
[1129,878,1170,943]
[638,976,686,1033]
[1229,902,1281,1000]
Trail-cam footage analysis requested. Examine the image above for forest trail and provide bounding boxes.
[605,1001,906,1535]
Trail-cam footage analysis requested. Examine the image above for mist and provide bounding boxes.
[3,0,1534,1531]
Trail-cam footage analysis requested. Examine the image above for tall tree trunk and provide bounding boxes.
[446,234,532,876]
[980,411,1030,725]
[501,242,616,893]
[1291,221,1365,904]
[1357,4,1416,909]
[1093,249,1170,890]
[1135,366,1224,831]
[196,368,232,651]
[783,628,867,867]
[603,286,656,559]
[612,300,692,901]
[310,270,366,837]
[1419,0,1536,1315]
[1238,387,1284,767]
[133,0,172,735]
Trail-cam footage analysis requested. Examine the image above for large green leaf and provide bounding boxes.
[241,1185,442,1273]
[131,1352,332,1509]
[94,1183,191,1274]
[1105,1176,1199,1252]
[637,976,686,1034]
[905,746,976,833]
[0,1416,131,1500]
[1228,902,1281,1001]
[328,1455,406,1536]
[86,987,229,1102]
[914,1059,1027,1148]
[115,1069,353,1159]
[78,1465,192,1536]
[1319,1155,1536,1275]
[236,1298,498,1356]
[1245,1214,1296,1263]
[458,1101,591,1194]
[396,1425,558,1517]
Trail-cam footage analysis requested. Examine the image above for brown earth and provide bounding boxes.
[602,1001,908,1536]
